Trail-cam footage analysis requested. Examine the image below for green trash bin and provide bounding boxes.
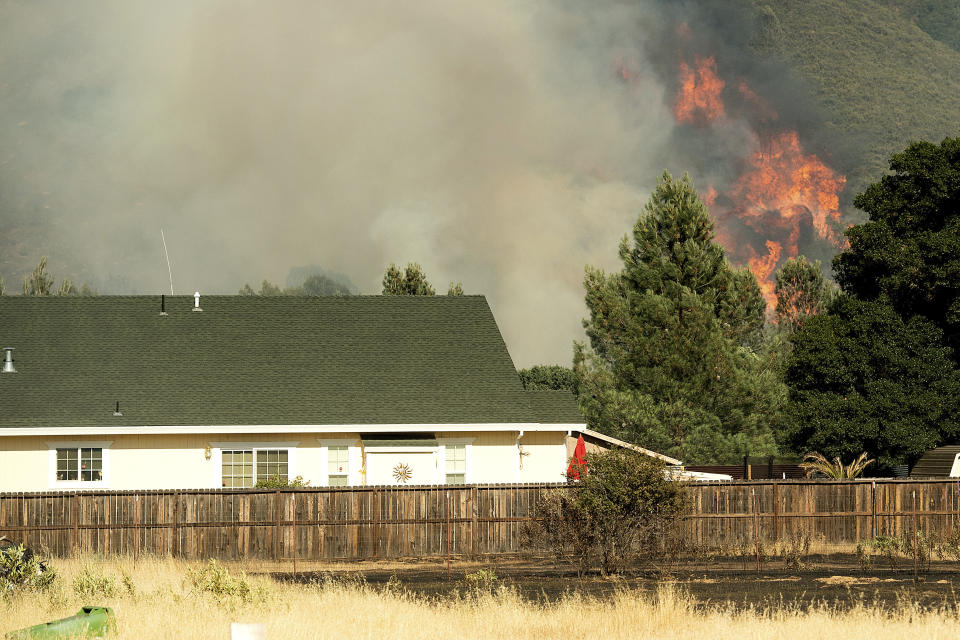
[4,606,115,639]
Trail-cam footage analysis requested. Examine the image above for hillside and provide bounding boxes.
[749,0,960,199]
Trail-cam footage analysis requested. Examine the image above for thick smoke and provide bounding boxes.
[0,1,835,366]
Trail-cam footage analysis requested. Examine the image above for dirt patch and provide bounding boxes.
[267,554,960,611]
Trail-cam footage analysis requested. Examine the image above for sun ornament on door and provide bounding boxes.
[392,462,413,484]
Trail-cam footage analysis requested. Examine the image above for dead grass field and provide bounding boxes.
[2,556,960,639]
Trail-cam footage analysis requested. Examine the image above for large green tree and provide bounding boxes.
[785,296,960,468]
[575,172,784,464]
[785,138,960,469]
[834,137,960,355]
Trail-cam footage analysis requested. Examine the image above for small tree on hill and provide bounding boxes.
[22,257,54,296]
[521,448,687,575]
[382,263,436,295]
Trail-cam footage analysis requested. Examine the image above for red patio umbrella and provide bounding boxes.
[566,434,587,480]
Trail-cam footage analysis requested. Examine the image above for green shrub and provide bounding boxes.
[464,569,497,592]
[186,559,270,608]
[254,475,310,489]
[521,448,688,575]
[0,543,56,596]
[72,564,117,600]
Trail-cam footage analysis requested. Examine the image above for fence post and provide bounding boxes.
[291,493,297,578]
[772,482,780,543]
[751,488,760,576]
[471,486,479,558]
[871,480,877,539]
[274,490,282,565]
[445,489,451,580]
[912,490,919,581]
[73,493,80,556]
[173,491,181,558]
[133,494,140,563]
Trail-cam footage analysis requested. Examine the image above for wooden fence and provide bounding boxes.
[1,479,959,561]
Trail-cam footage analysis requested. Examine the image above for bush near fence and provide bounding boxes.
[0,480,958,561]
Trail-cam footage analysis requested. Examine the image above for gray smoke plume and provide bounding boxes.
[0,1,831,366]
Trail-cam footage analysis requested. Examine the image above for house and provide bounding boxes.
[0,294,670,491]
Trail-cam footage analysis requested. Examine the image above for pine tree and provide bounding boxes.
[774,256,835,333]
[382,263,436,295]
[22,257,54,296]
[575,172,783,464]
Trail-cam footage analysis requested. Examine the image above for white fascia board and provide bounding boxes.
[0,422,581,437]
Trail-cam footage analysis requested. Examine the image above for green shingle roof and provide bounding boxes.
[0,295,582,428]
[526,390,584,424]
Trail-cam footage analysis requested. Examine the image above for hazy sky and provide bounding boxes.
[1,1,694,366]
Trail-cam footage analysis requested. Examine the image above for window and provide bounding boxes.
[256,450,289,483]
[445,444,466,484]
[221,449,288,488]
[56,447,102,482]
[328,446,349,487]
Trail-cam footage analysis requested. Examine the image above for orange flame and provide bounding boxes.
[674,56,725,124]
[747,241,782,307]
[701,185,718,207]
[670,46,847,311]
[731,131,846,247]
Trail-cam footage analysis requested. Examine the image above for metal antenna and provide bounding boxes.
[161,228,174,296]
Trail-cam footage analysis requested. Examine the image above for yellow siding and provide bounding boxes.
[0,436,48,491]
[517,430,568,484]
[0,430,569,491]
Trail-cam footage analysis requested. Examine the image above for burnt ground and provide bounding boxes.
[265,554,960,611]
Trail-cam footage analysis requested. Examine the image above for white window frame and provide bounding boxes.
[318,438,357,487]
[47,441,112,489]
[437,437,474,485]
[210,442,298,488]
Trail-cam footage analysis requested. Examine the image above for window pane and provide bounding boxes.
[446,474,465,485]
[222,450,254,488]
[255,449,288,483]
[328,475,348,487]
[328,446,348,475]
[445,445,465,474]
[56,449,78,481]
[79,448,103,481]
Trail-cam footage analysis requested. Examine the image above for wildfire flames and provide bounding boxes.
[674,56,725,125]
[671,53,846,310]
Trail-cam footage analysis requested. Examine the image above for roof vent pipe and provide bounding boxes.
[193,291,202,312]
[2,348,16,374]
[160,294,167,317]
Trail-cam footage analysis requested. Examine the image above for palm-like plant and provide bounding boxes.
[800,452,874,479]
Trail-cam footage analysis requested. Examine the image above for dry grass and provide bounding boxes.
[2,557,960,639]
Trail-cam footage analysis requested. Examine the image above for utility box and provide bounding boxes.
[4,606,115,639]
